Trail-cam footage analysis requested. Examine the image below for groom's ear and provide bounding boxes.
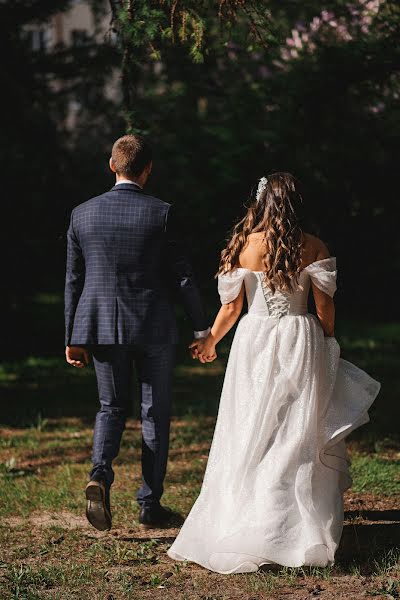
[109,157,117,173]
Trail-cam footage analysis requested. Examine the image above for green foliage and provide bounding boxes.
[117,0,399,317]
[109,0,285,128]
[2,0,400,357]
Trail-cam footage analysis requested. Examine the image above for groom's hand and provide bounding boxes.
[190,336,217,364]
[65,346,90,368]
[189,339,202,359]
[189,327,212,359]
[189,339,214,361]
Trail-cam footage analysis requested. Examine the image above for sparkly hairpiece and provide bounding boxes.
[256,176,268,201]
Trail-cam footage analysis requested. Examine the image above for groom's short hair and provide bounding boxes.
[111,134,152,178]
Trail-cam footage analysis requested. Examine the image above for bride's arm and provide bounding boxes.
[311,242,335,337]
[192,284,245,363]
[312,283,335,337]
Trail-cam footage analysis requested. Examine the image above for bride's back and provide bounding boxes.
[234,231,335,322]
[217,173,335,335]
[238,232,329,273]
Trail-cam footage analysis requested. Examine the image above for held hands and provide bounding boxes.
[189,334,217,364]
[65,346,90,368]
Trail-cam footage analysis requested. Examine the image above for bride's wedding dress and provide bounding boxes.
[167,258,380,574]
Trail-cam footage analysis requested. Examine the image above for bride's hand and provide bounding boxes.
[196,335,217,364]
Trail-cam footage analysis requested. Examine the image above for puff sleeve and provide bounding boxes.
[217,268,248,304]
[305,257,337,297]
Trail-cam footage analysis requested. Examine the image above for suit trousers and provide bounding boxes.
[89,344,176,507]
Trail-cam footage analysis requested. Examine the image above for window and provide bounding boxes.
[25,29,49,52]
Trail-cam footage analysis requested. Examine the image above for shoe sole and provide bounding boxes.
[139,522,155,530]
[139,521,168,530]
[139,514,173,529]
[139,521,172,529]
[85,481,112,531]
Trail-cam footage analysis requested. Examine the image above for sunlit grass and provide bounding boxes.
[350,455,400,495]
[0,416,398,521]
[0,318,399,597]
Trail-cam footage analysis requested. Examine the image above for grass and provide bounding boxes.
[0,413,398,598]
[0,529,399,599]
[350,455,400,495]
[0,313,399,598]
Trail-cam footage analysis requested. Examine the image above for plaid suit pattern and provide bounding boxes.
[64,183,208,506]
[90,343,176,505]
[65,184,208,345]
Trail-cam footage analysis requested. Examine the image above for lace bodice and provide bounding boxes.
[218,258,337,318]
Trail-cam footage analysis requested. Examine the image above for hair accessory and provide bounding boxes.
[256,176,268,201]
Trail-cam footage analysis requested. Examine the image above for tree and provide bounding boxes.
[107,0,285,131]
[107,0,400,315]
[0,0,119,351]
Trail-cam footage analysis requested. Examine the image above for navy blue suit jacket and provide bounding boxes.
[64,183,208,346]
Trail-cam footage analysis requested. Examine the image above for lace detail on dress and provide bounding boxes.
[258,274,291,318]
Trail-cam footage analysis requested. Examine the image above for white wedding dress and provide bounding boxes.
[167,258,380,574]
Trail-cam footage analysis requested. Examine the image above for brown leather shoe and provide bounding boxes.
[85,479,112,531]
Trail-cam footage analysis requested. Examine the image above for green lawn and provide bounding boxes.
[0,413,399,599]
[0,316,399,599]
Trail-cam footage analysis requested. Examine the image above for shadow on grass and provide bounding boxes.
[337,520,400,571]
[0,354,226,427]
[345,509,400,521]
[110,519,400,576]
[0,319,399,443]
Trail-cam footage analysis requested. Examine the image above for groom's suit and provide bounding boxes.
[65,181,208,506]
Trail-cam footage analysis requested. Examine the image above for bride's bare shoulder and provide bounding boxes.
[238,232,265,269]
[302,233,331,266]
[246,231,265,243]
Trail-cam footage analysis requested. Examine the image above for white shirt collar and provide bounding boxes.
[115,179,142,189]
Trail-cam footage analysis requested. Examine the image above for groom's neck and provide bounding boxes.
[116,172,149,188]
[116,174,140,185]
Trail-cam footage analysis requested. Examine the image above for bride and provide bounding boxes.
[167,172,380,574]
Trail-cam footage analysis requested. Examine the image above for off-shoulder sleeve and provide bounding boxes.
[304,257,337,297]
[217,268,248,304]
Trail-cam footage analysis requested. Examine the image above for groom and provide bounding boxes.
[64,134,209,530]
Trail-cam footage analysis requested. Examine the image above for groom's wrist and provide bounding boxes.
[193,327,211,339]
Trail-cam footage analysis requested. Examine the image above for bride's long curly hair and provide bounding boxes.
[217,172,303,294]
